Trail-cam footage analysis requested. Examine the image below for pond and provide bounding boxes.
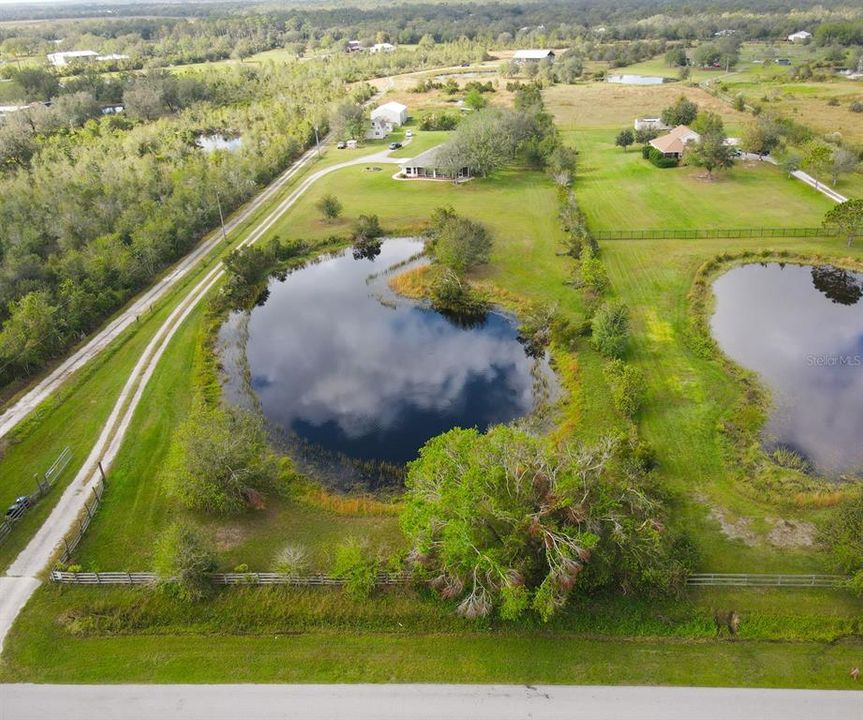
[711,263,863,477]
[218,238,554,488]
[196,133,242,152]
[607,74,668,85]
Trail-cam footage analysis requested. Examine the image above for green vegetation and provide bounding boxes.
[3,1,863,685]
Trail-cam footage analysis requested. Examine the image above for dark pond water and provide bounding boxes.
[711,263,863,477]
[219,238,552,484]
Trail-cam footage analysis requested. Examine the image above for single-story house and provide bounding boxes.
[47,50,99,66]
[788,30,812,43]
[370,43,395,53]
[96,53,130,63]
[513,49,555,63]
[371,101,408,127]
[648,125,701,159]
[399,146,470,181]
[634,117,670,132]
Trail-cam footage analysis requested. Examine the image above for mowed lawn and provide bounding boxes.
[572,128,833,231]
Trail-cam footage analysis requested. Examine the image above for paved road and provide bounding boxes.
[0,144,411,652]
[0,684,859,720]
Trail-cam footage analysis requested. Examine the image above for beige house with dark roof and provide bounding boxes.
[648,125,701,159]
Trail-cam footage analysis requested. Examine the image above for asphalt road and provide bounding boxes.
[0,684,860,720]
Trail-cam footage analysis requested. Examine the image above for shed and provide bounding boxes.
[513,49,556,63]
[371,101,408,127]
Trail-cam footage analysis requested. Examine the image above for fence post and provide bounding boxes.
[98,461,107,484]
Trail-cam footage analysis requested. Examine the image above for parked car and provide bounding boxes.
[336,141,347,149]
[405,130,414,138]
[5,496,30,519]
[388,142,402,150]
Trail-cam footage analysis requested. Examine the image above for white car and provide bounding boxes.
[405,130,414,138]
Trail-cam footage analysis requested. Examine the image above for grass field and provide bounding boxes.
[2,584,862,686]
[2,68,862,686]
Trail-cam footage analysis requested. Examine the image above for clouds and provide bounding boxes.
[711,263,863,475]
[226,239,546,464]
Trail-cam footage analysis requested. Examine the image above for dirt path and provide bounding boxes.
[0,139,414,651]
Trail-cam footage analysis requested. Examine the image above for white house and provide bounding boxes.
[513,49,555,63]
[370,43,395,54]
[788,30,812,43]
[634,117,670,132]
[371,101,408,127]
[96,53,130,63]
[47,50,99,66]
[366,117,392,140]
[399,146,470,181]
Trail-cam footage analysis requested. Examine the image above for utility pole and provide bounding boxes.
[216,193,228,243]
[314,124,321,157]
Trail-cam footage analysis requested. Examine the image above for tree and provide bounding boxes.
[615,128,635,152]
[316,193,342,222]
[591,300,630,358]
[685,131,734,179]
[167,405,284,514]
[427,207,492,274]
[830,148,859,187]
[691,111,724,137]
[823,199,863,247]
[331,101,366,141]
[153,522,217,602]
[665,47,687,67]
[554,54,583,83]
[802,140,833,188]
[464,88,487,111]
[354,213,382,242]
[0,291,61,374]
[402,426,687,621]
[660,96,698,127]
[741,115,781,157]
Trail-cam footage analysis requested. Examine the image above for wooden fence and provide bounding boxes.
[57,475,105,565]
[50,570,412,587]
[51,570,847,590]
[686,573,846,588]
[593,227,841,241]
[0,447,72,547]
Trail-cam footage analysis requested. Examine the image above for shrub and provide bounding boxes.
[274,543,310,574]
[419,112,460,131]
[427,207,492,273]
[429,268,489,317]
[579,246,609,294]
[819,493,863,594]
[167,406,286,515]
[591,301,630,359]
[153,522,217,602]
[353,213,382,242]
[644,145,679,168]
[850,101,863,113]
[316,193,342,222]
[604,359,646,418]
[332,539,379,600]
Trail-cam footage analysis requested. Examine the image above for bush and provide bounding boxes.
[850,102,863,114]
[604,359,646,418]
[591,301,630,359]
[643,144,678,168]
[274,543,310,574]
[419,112,460,131]
[167,406,285,515]
[427,207,492,273]
[153,522,217,602]
[579,246,609,294]
[352,214,382,245]
[332,539,379,600]
[316,193,342,222]
[429,268,489,318]
[819,493,863,594]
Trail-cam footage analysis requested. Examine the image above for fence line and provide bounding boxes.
[50,570,412,587]
[593,227,842,241]
[0,446,72,547]
[57,475,105,565]
[51,569,846,589]
[686,573,846,588]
